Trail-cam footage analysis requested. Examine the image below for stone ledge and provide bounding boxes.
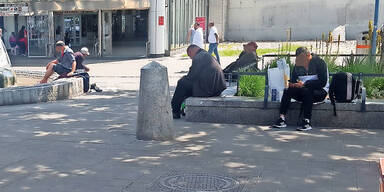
[185,96,384,129]
[0,77,83,106]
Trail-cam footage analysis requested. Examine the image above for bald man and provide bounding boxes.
[171,44,226,119]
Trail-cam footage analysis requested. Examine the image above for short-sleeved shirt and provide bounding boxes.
[74,52,85,69]
[58,46,75,70]
[192,28,204,49]
[208,26,218,43]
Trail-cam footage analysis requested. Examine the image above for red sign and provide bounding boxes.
[195,17,206,31]
[158,16,164,26]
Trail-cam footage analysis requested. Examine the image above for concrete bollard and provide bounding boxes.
[136,61,174,141]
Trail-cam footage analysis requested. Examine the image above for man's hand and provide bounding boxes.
[289,81,304,88]
[67,72,74,77]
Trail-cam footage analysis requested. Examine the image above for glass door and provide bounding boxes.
[27,15,49,57]
[63,15,81,48]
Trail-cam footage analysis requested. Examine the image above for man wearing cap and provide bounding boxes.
[223,41,259,75]
[208,22,220,64]
[74,47,90,72]
[40,41,76,83]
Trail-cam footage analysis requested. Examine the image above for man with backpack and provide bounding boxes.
[272,47,329,131]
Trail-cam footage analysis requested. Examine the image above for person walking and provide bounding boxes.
[192,22,204,49]
[208,22,220,64]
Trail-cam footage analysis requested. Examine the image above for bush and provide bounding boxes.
[367,77,384,99]
[237,75,265,98]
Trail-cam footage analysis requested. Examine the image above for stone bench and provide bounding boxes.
[0,77,83,106]
[185,96,384,129]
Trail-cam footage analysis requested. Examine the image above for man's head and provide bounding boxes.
[209,22,214,28]
[80,47,90,57]
[193,22,200,30]
[243,41,258,53]
[187,44,200,59]
[55,41,65,53]
[295,47,312,67]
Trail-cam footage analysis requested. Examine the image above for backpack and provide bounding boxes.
[329,72,362,116]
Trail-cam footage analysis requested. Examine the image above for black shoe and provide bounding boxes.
[173,112,181,119]
[297,119,312,131]
[90,83,102,92]
[272,117,287,128]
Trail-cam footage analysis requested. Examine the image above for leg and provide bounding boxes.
[171,78,193,116]
[208,43,214,55]
[213,43,220,64]
[279,87,302,116]
[301,88,327,120]
[40,63,55,83]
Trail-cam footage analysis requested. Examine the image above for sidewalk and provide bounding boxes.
[2,54,382,191]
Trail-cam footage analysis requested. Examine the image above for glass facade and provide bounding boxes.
[168,0,208,50]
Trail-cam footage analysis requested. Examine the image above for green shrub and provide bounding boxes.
[237,75,265,98]
[367,77,384,99]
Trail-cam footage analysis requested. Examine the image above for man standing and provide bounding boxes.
[208,22,220,64]
[272,47,329,131]
[40,41,76,83]
[192,22,204,49]
[171,45,226,119]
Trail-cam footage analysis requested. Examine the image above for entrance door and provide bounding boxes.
[63,15,81,48]
[102,11,112,56]
[27,15,49,57]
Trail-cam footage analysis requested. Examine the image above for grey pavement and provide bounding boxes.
[0,53,383,191]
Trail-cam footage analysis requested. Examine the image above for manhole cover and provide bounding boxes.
[150,172,246,192]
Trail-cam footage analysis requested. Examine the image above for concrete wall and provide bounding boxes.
[210,0,384,41]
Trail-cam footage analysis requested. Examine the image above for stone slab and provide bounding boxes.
[185,97,384,129]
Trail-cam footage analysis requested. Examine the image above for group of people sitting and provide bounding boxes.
[40,41,102,92]
[172,44,329,132]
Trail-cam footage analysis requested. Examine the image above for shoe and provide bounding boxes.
[90,83,102,92]
[173,112,181,119]
[297,119,312,131]
[272,117,287,128]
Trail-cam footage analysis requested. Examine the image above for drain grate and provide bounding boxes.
[150,172,247,192]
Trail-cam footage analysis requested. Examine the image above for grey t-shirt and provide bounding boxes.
[58,46,75,70]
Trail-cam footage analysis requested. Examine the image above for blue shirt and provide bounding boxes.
[58,46,75,70]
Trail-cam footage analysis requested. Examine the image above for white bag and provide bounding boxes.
[268,58,290,101]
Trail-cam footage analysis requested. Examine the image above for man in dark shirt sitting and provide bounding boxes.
[223,41,259,75]
[272,47,329,131]
[171,44,227,119]
[73,47,102,92]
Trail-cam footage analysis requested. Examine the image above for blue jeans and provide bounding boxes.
[208,43,220,64]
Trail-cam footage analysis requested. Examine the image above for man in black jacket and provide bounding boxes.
[272,47,329,131]
[171,44,226,119]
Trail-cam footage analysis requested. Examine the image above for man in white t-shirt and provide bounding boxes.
[192,22,204,49]
[208,22,220,64]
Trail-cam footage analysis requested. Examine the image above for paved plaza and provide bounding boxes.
[0,47,383,191]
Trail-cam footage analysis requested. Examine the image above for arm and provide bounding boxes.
[67,60,77,76]
[215,33,219,44]
[185,53,208,82]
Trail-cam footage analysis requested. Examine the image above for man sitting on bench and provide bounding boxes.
[272,47,329,131]
[171,44,226,119]
[223,41,259,78]
[40,41,76,84]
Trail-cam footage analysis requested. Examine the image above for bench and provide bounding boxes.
[184,94,384,129]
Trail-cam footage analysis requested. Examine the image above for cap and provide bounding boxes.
[244,41,258,49]
[80,47,90,56]
[55,41,65,47]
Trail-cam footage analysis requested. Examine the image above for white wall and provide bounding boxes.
[211,0,383,41]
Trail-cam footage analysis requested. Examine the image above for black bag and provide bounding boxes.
[74,72,90,93]
[329,72,362,116]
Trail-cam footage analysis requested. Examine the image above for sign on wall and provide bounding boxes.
[195,17,206,31]
[0,3,29,16]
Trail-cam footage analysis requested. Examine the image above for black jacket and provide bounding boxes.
[184,49,226,97]
[290,54,329,91]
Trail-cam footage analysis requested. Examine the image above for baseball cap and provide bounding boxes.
[244,42,258,49]
[55,41,65,47]
[80,47,90,56]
